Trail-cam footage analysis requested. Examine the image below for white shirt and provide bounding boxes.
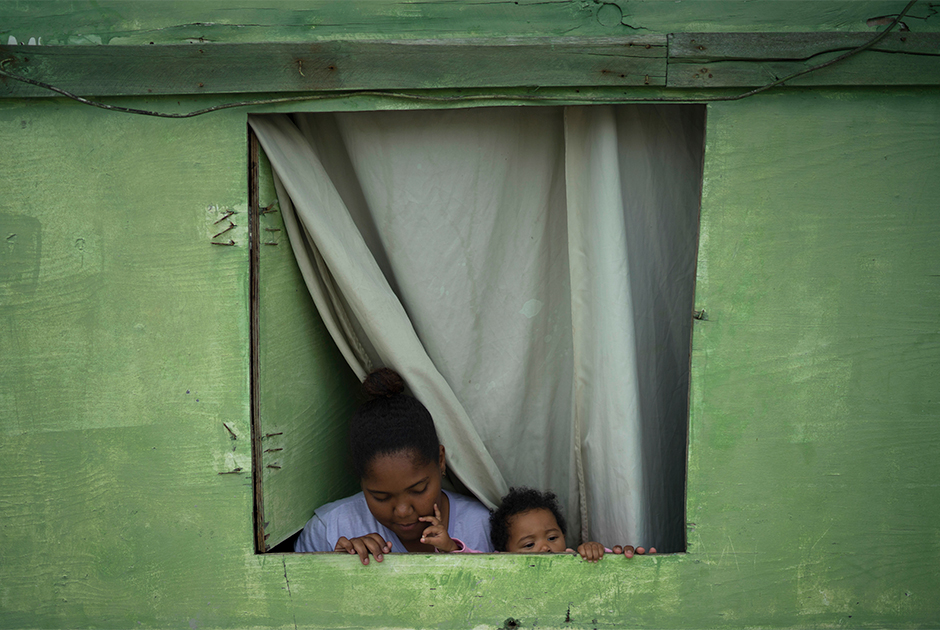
[294,489,494,553]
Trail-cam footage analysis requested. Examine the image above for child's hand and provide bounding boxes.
[334,533,392,565]
[576,541,606,562]
[612,545,657,558]
[419,503,457,552]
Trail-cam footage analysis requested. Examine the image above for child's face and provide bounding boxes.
[505,508,567,553]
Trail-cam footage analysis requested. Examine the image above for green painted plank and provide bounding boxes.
[669,53,940,87]
[2,1,938,46]
[0,37,667,98]
[668,32,940,87]
[670,31,940,60]
[688,87,940,628]
[255,145,361,550]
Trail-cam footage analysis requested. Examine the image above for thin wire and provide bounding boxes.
[0,0,918,118]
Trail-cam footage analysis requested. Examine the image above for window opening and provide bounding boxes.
[250,105,705,554]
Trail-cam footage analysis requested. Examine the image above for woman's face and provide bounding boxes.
[360,446,445,543]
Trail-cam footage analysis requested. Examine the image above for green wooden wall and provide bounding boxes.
[2,2,939,629]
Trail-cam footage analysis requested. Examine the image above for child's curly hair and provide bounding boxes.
[489,487,568,551]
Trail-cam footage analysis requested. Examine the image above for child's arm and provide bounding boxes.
[576,541,607,562]
[419,503,459,552]
[574,543,658,562]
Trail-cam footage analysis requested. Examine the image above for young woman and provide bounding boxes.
[294,368,494,563]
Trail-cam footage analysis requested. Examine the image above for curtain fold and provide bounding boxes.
[250,105,703,550]
[250,114,509,508]
[565,106,645,544]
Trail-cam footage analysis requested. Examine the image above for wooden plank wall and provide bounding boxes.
[2,33,939,98]
[1,2,939,629]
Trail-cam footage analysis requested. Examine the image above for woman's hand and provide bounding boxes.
[419,503,457,552]
[334,533,392,565]
[576,541,606,562]
[612,545,657,558]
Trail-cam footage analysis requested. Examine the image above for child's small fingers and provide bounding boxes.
[434,503,442,520]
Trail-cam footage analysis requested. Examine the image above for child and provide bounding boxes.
[421,486,655,562]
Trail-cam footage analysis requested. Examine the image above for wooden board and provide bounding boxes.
[668,32,940,87]
[0,37,668,98]
[254,140,362,550]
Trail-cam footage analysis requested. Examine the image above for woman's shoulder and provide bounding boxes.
[445,489,490,517]
[313,491,370,521]
[295,492,374,553]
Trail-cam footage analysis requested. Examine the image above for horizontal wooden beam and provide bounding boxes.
[667,32,940,87]
[2,32,937,100]
[0,37,667,98]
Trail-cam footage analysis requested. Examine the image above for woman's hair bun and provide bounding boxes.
[363,367,405,398]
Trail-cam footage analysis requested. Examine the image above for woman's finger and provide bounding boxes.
[350,538,374,565]
[365,532,392,553]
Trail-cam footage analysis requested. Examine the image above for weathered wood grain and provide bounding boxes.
[668,32,940,87]
[0,37,667,98]
[255,141,362,550]
[670,31,940,60]
[2,1,937,46]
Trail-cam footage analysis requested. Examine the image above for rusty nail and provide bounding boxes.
[212,221,236,238]
[222,423,237,440]
[267,464,282,469]
[211,240,236,246]
[214,210,236,224]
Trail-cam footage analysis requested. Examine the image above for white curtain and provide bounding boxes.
[249,104,703,550]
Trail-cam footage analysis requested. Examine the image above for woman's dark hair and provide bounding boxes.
[489,487,568,551]
[349,367,441,479]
